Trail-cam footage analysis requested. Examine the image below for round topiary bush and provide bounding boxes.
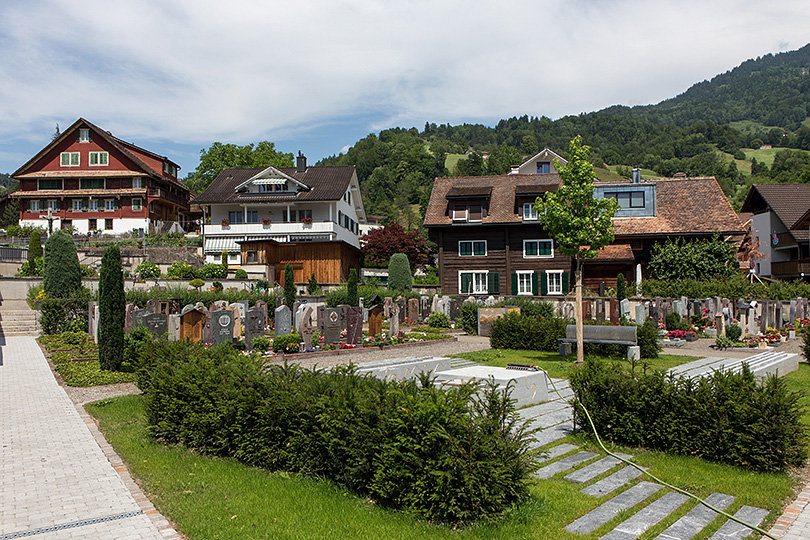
[726,324,743,341]
[235,268,248,279]
[388,253,412,291]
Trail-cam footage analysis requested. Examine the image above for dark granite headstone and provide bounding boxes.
[581,300,592,321]
[244,308,267,350]
[124,303,135,333]
[255,300,268,323]
[345,306,363,345]
[408,298,419,322]
[596,299,605,322]
[396,297,406,323]
[609,298,620,325]
[211,310,234,344]
[323,308,342,344]
[420,296,430,318]
[448,298,460,321]
[368,305,383,337]
[132,309,152,330]
[203,312,213,344]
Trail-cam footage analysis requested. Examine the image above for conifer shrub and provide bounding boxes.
[307,273,320,295]
[616,273,626,301]
[570,358,807,472]
[726,323,743,341]
[28,230,42,273]
[43,230,82,297]
[460,302,478,335]
[427,312,450,328]
[234,268,248,279]
[99,245,125,371]
[283,263,295,309]
[138,341,538,524]
[387,253,412,291]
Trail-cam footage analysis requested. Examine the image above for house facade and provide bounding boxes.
[192,154,366,283]
[11,118,190,235]
[513,148,567,175]
[741,184,810,280]
[424,170,744,296]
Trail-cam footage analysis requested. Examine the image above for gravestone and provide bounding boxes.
[229,302,245,320]
[238,300,250,319]
[211,310,234,344]
[484,295,496,307]
[168,314,181,341]
[142,312,168,338]
[562,302,575,319]
[775,302,783,328]
[294,304,307,333]
[227,305,242,339]
[581,300,592,321]
[715,314,725,336]
[679,297,688,318]
[368,305,383,337]
[747,304,758,336]
[202,311,214,344]
[244,308,267,350]
[317,305,326,332]
[88,301,99,340]
[790,299,797,324]
[211,300,229,312]
[345,306,363,345]
[179,304,207,343]
[408,298,419,322]
[384,297,393,318]
[323,308,342,344]
[448,298,460,321]
[145,299,158,314]
[421,296,431,318]
[396,297,406,323]
[275,305,292,336]
[619,298,631,319]
[672,300,681,319]
[124,303,136,333]
[300,306,316,348]
[609,298,620,325]
[132,309,152,330]
[255,300,268,324]
[441,296,452,317]
[390,304,400,336]
[431,294,440,314]
[635,303,648,324]
[596,299,605,322]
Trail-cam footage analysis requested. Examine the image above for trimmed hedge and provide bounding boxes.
[137,341,537,524]
[570,358,807,472]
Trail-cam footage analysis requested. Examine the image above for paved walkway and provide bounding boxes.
[0,336,180,540]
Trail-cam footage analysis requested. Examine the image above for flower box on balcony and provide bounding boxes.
[221,219,230,226]
[262,218,271,226]
[301,217,313,225]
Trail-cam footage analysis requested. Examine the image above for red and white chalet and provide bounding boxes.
[11,118,191,235]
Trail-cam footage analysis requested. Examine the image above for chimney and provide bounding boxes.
[632,167,641,183]
[296,151,307,173]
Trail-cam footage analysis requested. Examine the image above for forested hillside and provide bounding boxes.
[316,43,810,220]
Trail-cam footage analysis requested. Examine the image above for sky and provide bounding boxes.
[1,0,809,177]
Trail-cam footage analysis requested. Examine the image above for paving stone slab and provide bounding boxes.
[566,481,663,535]
[529,423,575,448]
[534,452,598,479]
[600,492,689,540]
[654,493,735,540]
[536,443,579,464]
[532,407,574,429]
[582,466,647,497]
[565,453,634,484]
[519,398,571,419]
[708,505,769,540]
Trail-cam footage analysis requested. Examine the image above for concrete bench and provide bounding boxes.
[559,325,639,360]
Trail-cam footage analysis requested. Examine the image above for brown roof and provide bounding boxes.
[741,184,810,230]
[191,165,357,205]
[591,244,635,261]
[611,177,743,237]
[424,174,562,225]
[446,186,492,198]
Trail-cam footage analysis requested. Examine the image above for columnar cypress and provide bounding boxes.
[284,263,296,309]
[347,268,358,306]
[616,273,626,301]
[28,230,42,268]
[99,245,125,371]
[42,230,81,297]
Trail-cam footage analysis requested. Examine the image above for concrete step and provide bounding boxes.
[536,443,579,464]
[600,492,689,540]
[708,505,769,540]
[565,481,663,535]
[582,466,647,497]
[565,453,633,484]
[654,492,735,540]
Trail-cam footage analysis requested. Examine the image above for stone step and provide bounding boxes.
[599,492,689,540]
[671,352,799,380]
[708,505,769,540]
[530,407,574,429]
[529,423,574,447]
[520,397,571,418]
[654,492,735,540]
[536,443,579,464]
[534,451,598,479]
[565,481,663,535]
[565,453,634,484]
[582,466,647,497]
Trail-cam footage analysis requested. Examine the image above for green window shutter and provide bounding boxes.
[459,242,472,256]
[540,272,548,295]
[460,273,472,294]
[488,272,500,294]
[511,272,518,295]
[562,272,569,294]
[532,272,539,295]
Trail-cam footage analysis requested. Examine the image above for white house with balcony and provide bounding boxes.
[192,154,367,273]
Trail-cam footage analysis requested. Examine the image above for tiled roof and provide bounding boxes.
[424,174,561,225]
[191,166,357,205]
[593,243,635,261]
[611,177,743,237]
[741,184,810,230]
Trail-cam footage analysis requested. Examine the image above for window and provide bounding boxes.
[247,251,258,263]
[516,271,535,296]
[132,177,143,189]
[78,129,91,143]
[105,218,113,230]
[536,161,550,174]
[459,240,487,256]
[89,152,108,166]
[246,210,259,223]
[459,271,489,294]
[452,203,485,222]
[60,152,79,167]
[104,199,117,211]
[546,270,564,295]
[132,198,142,211]
[468,204,482,222]
[72,199,83,212]
[29,200,41,212]
[80,178,105,190]
[88,219,97,231]
[228,211,244,224]
[605,191,645,209]
[522,203,538,220]
[452,206,467,221]
[89,199,99,211]
[524,239,553,258]
[47,200,59,211]
[38,179,63,190]
[163,162,176,176]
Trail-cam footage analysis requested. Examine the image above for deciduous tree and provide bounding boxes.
[537,136,618,365]
[186,141,293,193]
[361,223,431,270]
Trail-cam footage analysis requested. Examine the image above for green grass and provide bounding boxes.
[743,147,810,168]
[716,149,752,175]
[445,153,466,172]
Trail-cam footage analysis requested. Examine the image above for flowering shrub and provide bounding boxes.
[666,330,692,339]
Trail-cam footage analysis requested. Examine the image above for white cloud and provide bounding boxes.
[0,0,808,172]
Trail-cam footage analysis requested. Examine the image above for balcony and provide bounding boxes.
[205,220,359,248]
[774,232,798,250]
[771,260,810,277]
[148,187,189,209]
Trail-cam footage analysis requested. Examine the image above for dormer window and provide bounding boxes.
[522,203,538,220]
[163,162,176,176]
[605,191,645,209]
[78,129,91,143]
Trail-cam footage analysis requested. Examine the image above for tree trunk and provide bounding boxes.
[575,257,584,366]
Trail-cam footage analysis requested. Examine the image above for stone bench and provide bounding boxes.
[559,324,639,361]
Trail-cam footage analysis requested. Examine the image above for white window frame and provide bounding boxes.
[104,199,117,212]
[47,199,58,211]
[72,199,83,212]
[547,270,564,295]
[132,177,143,189]
[458,240,487,257]
[522,203,538,220]
[459,270,489,294]
[452,207,468,222]
[60,152,80,167]
[132,198,142,212]
[29,200,41,212]
[89,199,99,211]
[523,239,553,258]
[89,151,108,166]
[79,129,90,143]
[517,270,534,296]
